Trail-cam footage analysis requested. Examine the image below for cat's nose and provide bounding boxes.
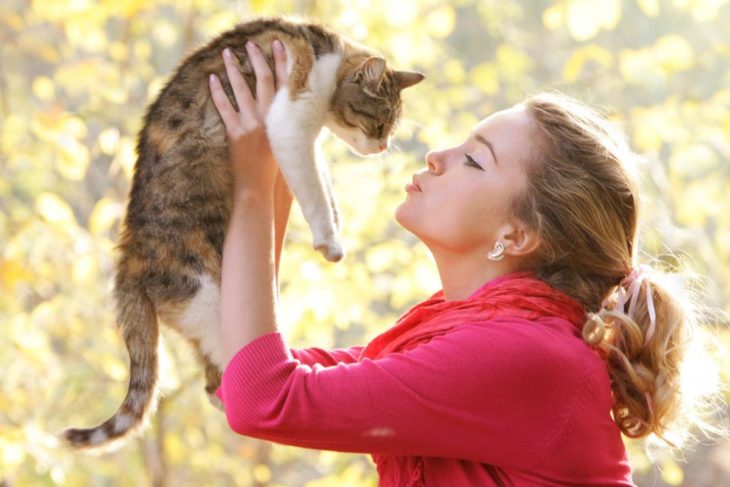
[378,142,388,151]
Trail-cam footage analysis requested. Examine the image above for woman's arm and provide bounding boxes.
[209,40,289,365]
[216,321,593,468]
[273,172,293,292]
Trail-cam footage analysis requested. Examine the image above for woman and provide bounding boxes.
[208,41,710,486]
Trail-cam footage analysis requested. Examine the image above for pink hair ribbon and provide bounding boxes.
[614,265,656,346]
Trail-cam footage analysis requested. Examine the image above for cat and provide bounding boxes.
[62,16,423,450]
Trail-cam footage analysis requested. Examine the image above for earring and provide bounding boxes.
[487,241,505,261]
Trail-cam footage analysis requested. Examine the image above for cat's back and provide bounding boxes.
[141,17,343,150]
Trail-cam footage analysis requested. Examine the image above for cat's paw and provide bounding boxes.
[207,392,225,412]
[314,239,344,262]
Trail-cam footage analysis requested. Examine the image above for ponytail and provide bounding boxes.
[583,266,723,447]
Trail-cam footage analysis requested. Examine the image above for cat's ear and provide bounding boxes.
[355,57,387,91]
[394,71,425,91]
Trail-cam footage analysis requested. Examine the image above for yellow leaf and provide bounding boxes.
[72,255,98,285]
[98,127,120,155]
[0,439,25,467]
[619,48,662,85]
[669,143,716,180]
[146,76,166,103]
[108,41,128,62]
[1,114,27,155]
[89,197,123,236]
[637,0,660,17]
[365,244,394,273]
[2,12,24,31]
[0,259,32,291]
[562,44,613,82]
[653,35,694,73]
[101,355,128,382]
[131,40,151,62]
[104,0,147,17]
[567,0,601,41]
[253,464,272,484]
[32,76,55,101]
[542,4,564,30]
[567,0,621,41]
[153,21,179,48]
[36,192,77,227]
[31,0,93,22]
[201,11,239,37]
[660,458,684,485]
[675,179,717,226]
[163,434,185,464]
[385,0,418,27]
[443,59,466,84]
[496,44,531,79]
[56,134,90,180]
[472,63,497,94]
[65,18,108,52]
[12,313,49,354]
[111,136,137,180]
[425,5,456,38]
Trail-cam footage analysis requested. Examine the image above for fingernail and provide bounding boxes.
[223,48,231,58]
[209,73,217,84]
[246,40,256,50]
[273,39,282,51]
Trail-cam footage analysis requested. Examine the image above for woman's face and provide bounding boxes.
[396,105,535,254]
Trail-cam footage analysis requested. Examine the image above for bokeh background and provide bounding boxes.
[1,0,729,485]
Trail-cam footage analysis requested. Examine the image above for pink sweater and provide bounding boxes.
[216,316,635,486]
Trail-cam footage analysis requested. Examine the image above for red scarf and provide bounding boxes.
[361,271,586,361]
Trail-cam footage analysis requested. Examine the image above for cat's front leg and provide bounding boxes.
[266,93,343,262]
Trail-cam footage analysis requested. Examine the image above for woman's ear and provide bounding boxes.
[495,223,540,258]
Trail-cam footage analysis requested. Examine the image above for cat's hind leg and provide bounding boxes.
[160,273,226,410]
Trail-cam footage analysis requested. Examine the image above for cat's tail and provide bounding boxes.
[62,291,160,451]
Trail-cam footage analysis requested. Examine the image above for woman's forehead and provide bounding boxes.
[472,105,535,172]
[474,104,529,134]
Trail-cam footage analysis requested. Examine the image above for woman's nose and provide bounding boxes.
[425,150,445,175]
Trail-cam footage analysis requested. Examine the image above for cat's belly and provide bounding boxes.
[159,273,226,369]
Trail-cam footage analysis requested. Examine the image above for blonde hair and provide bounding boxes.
[514,92,725,448]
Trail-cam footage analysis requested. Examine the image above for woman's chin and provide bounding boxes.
[394,204,420,237]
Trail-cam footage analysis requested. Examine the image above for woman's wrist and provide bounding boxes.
[231,185,276,208]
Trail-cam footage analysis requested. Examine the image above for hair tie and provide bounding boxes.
[614,265,656,346]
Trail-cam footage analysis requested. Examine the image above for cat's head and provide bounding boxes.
[327,57,424,156]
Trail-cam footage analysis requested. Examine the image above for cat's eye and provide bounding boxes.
[464,153,484,170]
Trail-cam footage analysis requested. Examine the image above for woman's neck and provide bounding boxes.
[431,248,516,301]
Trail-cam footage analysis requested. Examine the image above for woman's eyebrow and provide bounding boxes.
[475,134,498,165]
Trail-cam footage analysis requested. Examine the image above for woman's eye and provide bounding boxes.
[464,153,484,170]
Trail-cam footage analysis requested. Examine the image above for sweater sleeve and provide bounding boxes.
[216,320,592,468]
[289,345,364,366]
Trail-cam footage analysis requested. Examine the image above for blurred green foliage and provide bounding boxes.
[1,0,728,485]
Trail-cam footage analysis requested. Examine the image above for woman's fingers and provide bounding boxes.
[210,41,286,135]
[208,73,239,128]
[272,40,288,90]
[222,48,257,123]
[246,41,275,110]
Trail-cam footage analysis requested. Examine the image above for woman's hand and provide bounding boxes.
[209,40,288,198]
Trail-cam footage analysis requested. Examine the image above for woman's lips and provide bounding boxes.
[406,175,422,193]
